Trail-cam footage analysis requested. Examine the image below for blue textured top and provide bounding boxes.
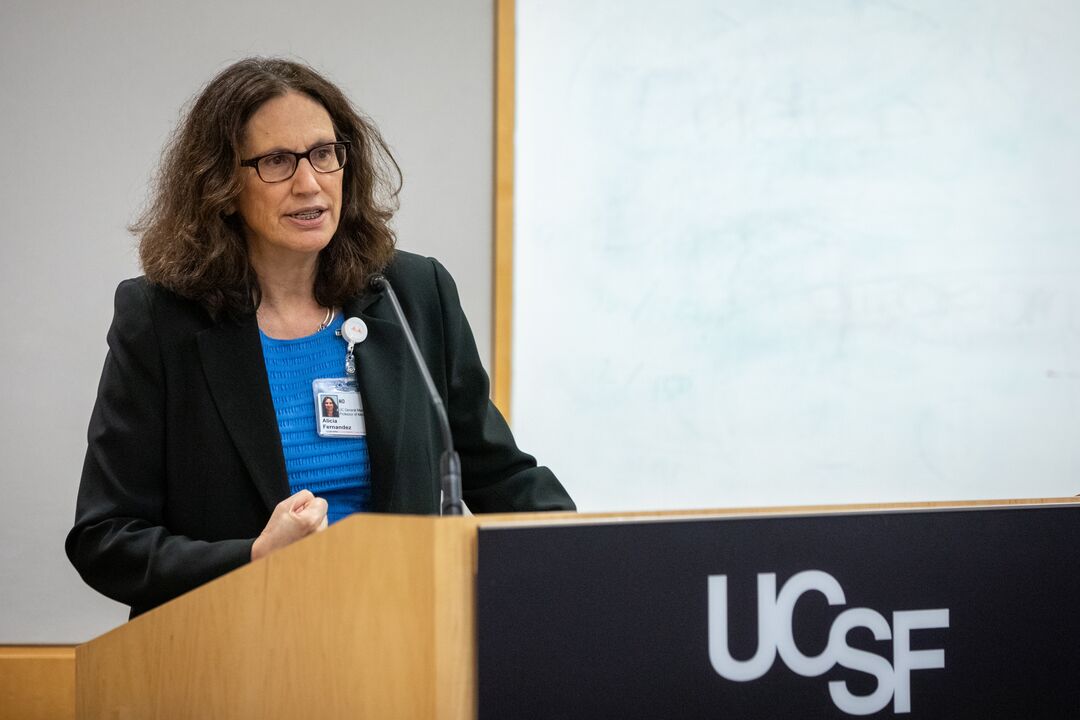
[259,313,371,524]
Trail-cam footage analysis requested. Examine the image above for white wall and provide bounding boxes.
[513,0,1080,512]
[0,0,495,643]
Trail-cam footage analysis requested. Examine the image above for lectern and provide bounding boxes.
[77,498,1080,719]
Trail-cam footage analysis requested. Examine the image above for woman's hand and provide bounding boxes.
[251,490,329,561]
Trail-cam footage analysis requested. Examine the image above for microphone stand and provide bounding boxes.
[370,275,464,516]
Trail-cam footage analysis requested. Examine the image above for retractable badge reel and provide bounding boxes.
[339,317,368,375]
[312,317,369,438]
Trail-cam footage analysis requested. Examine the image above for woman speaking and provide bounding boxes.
[66,57,574,617]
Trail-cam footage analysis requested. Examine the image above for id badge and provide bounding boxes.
[312,378,366,438]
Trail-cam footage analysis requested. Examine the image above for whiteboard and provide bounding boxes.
[511,0,1080,511]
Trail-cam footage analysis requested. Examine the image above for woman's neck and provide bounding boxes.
[251,251,328,340]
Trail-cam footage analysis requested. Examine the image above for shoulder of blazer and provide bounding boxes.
[116,277,255,351]
[382,251,445,296]
[117,276,217,330]
[378,250,462,329]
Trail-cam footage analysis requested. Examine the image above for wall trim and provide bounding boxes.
[493,0,516,421]
[0,645,75,720]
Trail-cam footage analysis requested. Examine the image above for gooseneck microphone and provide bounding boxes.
[368,274,463,516]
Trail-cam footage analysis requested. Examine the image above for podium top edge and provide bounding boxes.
[473,496,1080,530]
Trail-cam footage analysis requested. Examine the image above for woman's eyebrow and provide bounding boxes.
[248,138,339,157]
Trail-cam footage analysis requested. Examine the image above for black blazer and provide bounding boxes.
[66,251,574,616]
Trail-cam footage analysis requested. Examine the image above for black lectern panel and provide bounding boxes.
[477,505,1080,720]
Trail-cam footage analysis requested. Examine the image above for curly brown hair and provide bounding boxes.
[133,57,400,317]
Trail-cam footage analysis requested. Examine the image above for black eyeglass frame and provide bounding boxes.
[240,141,351,183]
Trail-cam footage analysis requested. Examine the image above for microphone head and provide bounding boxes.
[368,274,387,291]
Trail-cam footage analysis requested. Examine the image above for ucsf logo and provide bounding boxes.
[708,570,948,716]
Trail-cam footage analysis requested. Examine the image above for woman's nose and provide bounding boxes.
[291,159,321,192]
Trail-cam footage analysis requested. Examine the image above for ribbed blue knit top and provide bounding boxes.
[259,312,371,524]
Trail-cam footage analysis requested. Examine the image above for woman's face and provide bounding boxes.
[235,91,343,266]
[323,397,335,414]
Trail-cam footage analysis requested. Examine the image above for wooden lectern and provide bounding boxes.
[76,498,1080,720]
[77,513,486,718]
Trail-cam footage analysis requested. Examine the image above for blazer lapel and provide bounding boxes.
[196,315,289,513]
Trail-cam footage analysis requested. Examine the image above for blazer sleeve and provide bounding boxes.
[429,259,576,513]
[66,280,253,613]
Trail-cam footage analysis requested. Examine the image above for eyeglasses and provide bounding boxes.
[240,141,350,183]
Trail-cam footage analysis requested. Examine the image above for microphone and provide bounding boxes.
[368,274,463,516]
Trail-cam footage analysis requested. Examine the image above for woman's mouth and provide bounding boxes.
[289,209,324,220]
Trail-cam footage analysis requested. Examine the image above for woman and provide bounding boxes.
[66,58,574,617]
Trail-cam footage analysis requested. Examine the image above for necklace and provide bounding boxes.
[318,306,335,332]
[257,305,334,334]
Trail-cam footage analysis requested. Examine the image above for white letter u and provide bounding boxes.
[708,574,778,682]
